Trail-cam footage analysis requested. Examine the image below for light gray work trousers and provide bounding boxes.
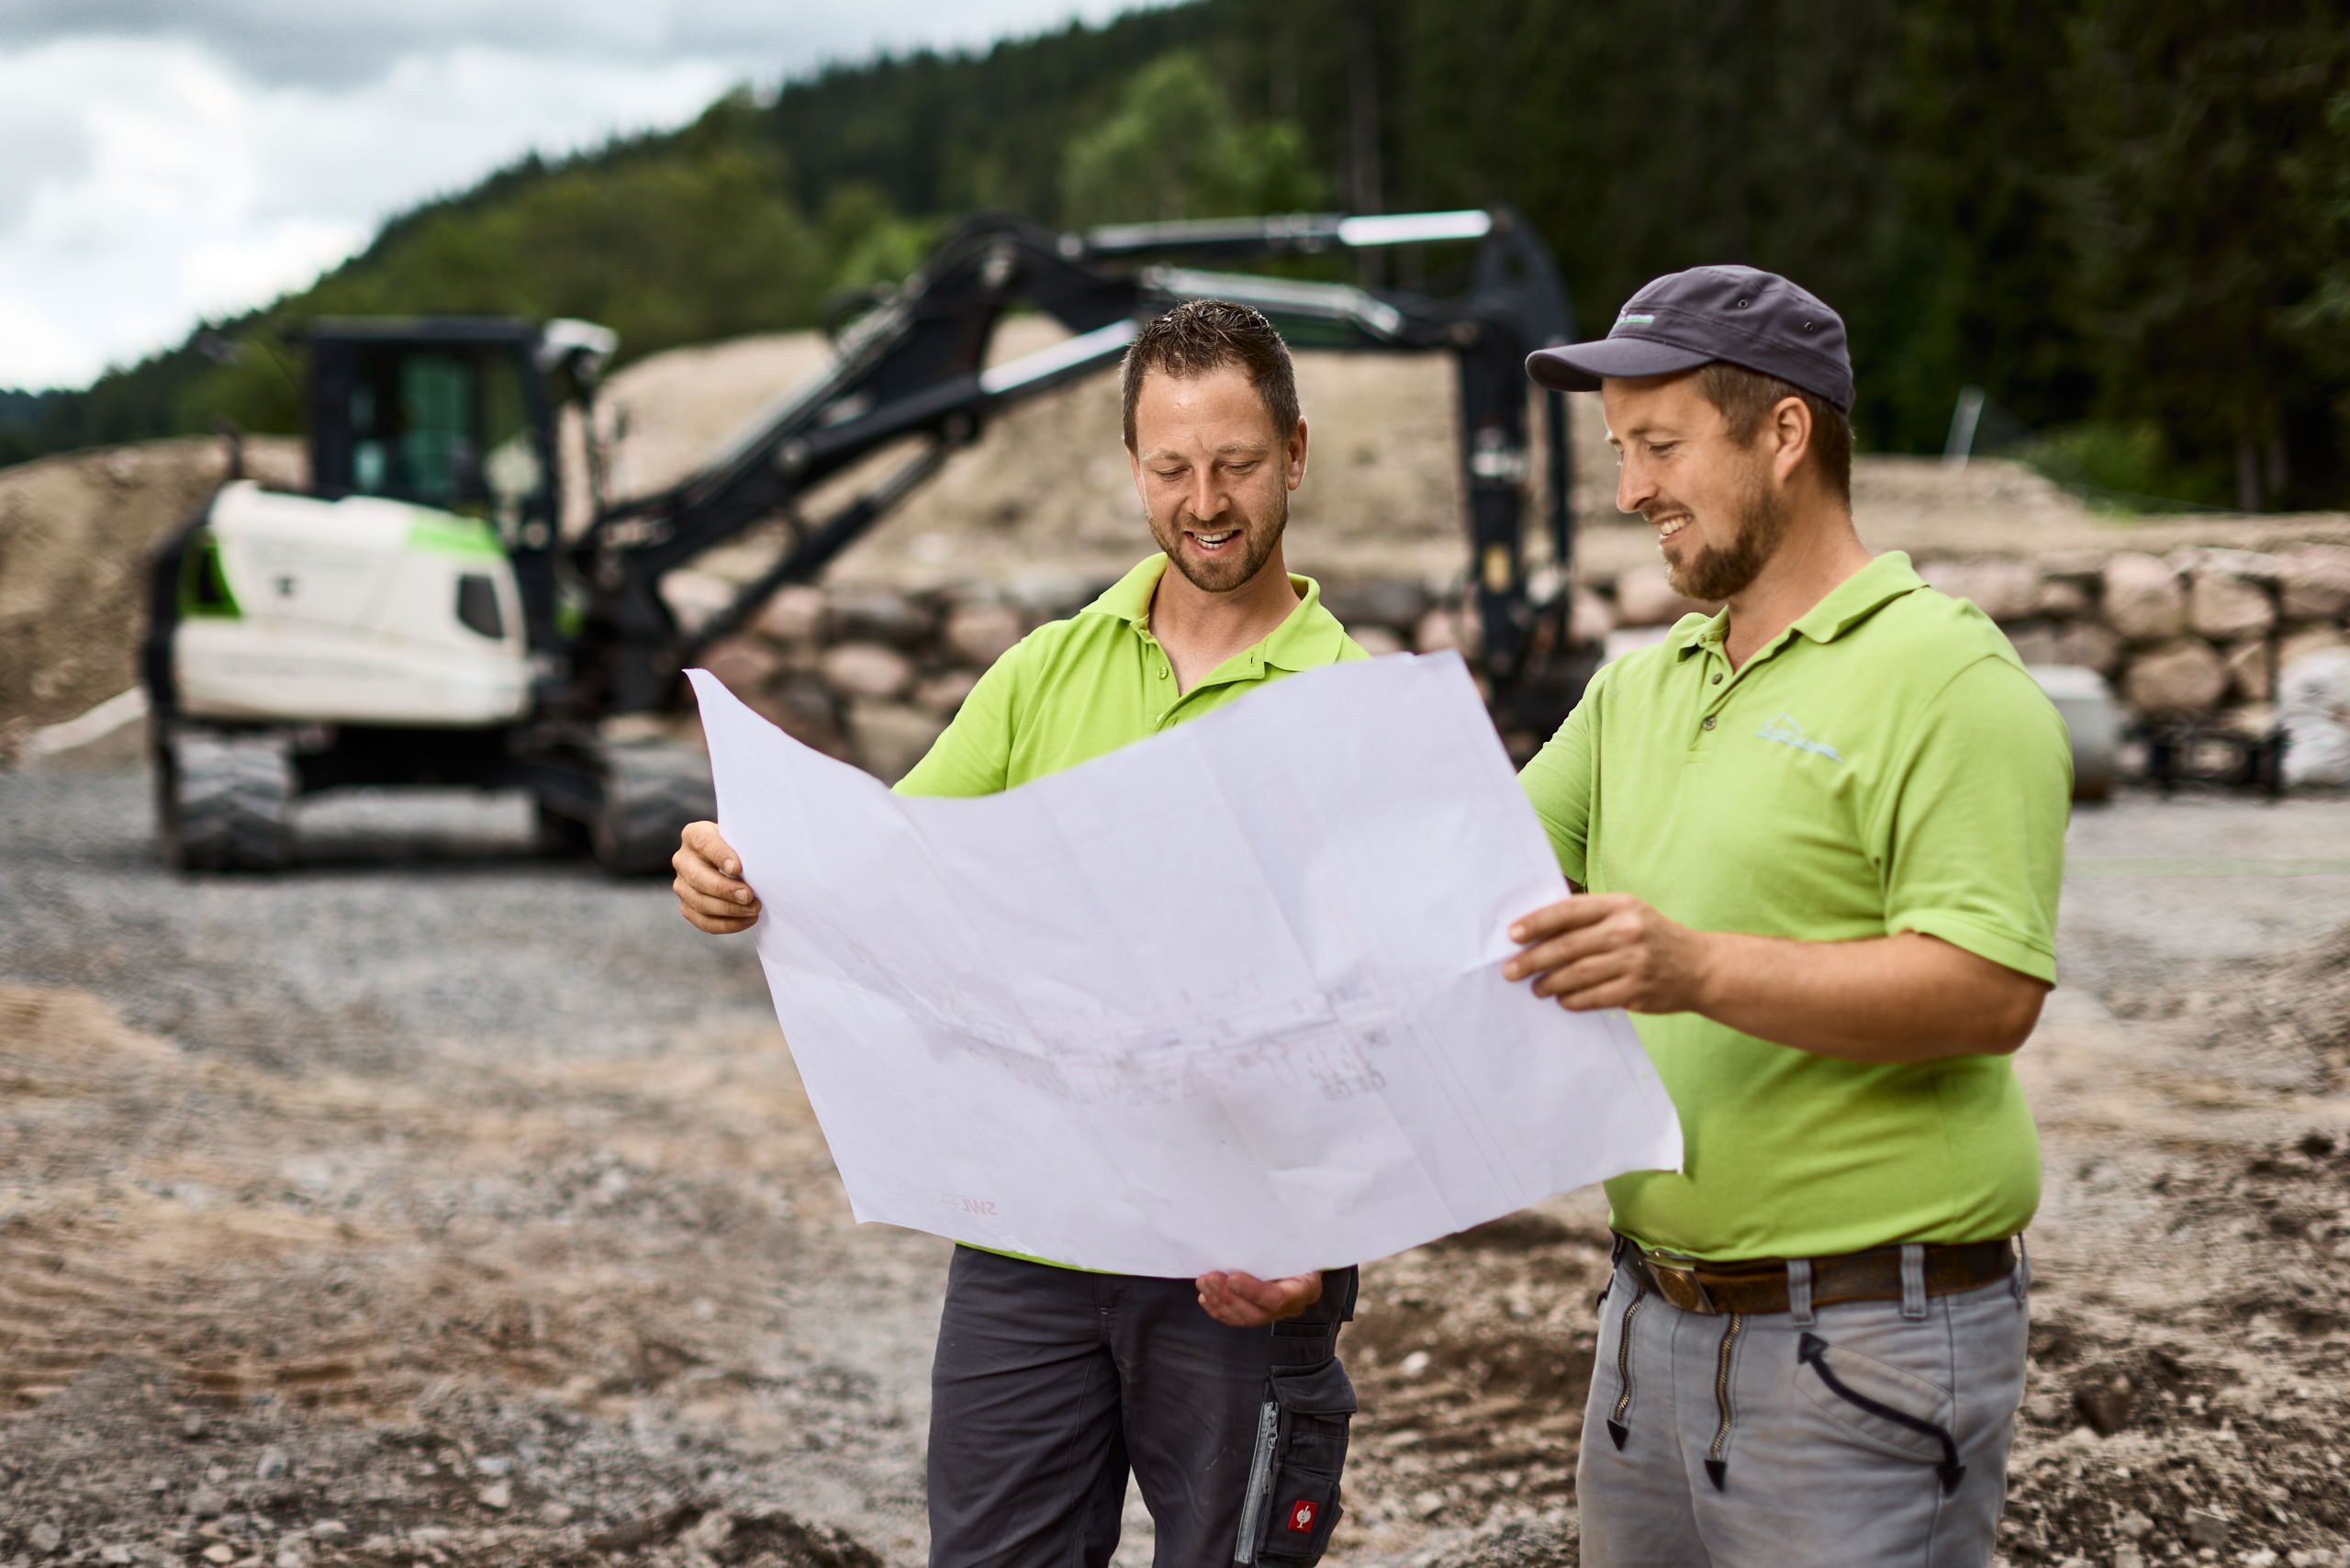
[1578,1247,2031,1568]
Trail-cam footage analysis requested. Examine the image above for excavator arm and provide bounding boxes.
[565,208,1583,733]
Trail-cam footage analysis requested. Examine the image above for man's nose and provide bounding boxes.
[1616,454,1654,517]
[1190,469,1225,522]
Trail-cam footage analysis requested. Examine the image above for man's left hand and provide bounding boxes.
[1196,1271,1322,1327]
[1505,892,1710,1014]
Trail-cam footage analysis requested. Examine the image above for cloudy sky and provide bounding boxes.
[1,1,1164,390]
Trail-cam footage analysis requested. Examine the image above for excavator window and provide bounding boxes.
[342,347,532,518]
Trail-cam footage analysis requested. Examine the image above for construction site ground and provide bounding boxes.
[6,322,2350,1563]
[3,766,2348,1567]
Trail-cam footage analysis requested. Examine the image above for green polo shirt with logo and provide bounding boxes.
[897,552,1367,1269]
[1518,551,2071,1261]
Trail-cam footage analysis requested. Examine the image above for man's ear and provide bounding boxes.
[1286,416,1309,491]
[1769,396,1812,487]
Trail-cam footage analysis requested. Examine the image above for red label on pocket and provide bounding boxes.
[1287,1499,1318,1533]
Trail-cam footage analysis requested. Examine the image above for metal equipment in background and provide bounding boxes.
[144,208,1587,873]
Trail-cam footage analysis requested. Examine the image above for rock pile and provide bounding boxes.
[685,543,2350,783]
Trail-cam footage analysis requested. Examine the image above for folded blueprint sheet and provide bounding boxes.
[688,654,1681,1278]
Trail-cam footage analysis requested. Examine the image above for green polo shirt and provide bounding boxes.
[898,552,1367,1268]
[1518,551,2070,1261]
[900,554,1368,797]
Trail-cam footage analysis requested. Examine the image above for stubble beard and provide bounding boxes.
[1662,468,1788,604]
[1153,489,1289,594]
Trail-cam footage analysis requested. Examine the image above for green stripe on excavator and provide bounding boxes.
[405,510,506,559]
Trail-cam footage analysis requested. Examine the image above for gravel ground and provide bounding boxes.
[3,767,2349,1566]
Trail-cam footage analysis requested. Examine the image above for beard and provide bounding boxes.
[1151,487,1289,594]
[1662,471,1788,603]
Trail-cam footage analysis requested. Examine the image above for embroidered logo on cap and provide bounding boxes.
[1287,1500,1318,1533]
[1611,311,1656,333]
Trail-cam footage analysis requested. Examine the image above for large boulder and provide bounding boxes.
[2101,554,2187,643]
[943,602,1026,666]
[2277,544,2350,623]
[829,587,935,648]
[1919,556,2038,622]
[2122,640,2229,715]
[820,641,916,701]
[752,674,849,758]
[753,584,827,646]
[912,669,982,718]
[848,700,947,785]
[700,635,784,699]
[2279,646,2350,788]
[2034,576,2093,621]
[2053,621,2125,677]
[2277,625,2349,674]
[2188,566,2276,642]
[2223,638,2273,703]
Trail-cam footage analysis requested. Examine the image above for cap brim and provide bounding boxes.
[1526,338,1713,391]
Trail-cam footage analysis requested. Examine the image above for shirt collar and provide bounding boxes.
[1672,551,1925,659]
[1080,553,1348,671]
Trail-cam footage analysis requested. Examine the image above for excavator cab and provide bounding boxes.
[144,317,644,872]
[306,317,614,651]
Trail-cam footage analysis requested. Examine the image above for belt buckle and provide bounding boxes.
[1643,1255,1714,1314]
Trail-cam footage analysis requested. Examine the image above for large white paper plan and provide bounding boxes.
[688,652,1682,1278]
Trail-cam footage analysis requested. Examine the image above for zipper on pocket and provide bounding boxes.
[1796,1332,1967,1495]
[1233,1397,1279,1564]
[1702,1312,1745,1490]
[1605,1279,1648,1450]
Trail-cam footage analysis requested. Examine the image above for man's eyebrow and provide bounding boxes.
[1141,441,1270,463]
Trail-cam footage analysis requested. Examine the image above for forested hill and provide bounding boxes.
[8,0,2347,509]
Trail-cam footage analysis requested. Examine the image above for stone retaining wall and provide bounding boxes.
[691,544,2350,781]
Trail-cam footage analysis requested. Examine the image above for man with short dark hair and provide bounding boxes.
[1506,265,2069,1564]
[673,299,1365,1567]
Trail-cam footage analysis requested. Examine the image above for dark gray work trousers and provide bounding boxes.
[927,1246,1356,1568]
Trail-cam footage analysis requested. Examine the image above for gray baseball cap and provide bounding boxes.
[1526,264,1852,411]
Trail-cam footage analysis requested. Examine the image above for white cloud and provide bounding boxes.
[0,3,1169,389]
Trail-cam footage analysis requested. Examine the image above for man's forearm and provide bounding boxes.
[1688,929,2043,1064]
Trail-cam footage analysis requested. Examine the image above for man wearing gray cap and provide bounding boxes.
[1498,266,2072,1564]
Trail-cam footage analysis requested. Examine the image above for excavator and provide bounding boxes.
[143,208,1591,874]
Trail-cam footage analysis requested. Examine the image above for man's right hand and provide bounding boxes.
[673,821,762,934]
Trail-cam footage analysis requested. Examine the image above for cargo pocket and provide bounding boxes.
[1234,1358,1356,1564]
[1794,1331,1966,1495]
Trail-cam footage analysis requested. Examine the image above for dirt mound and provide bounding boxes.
[0,436,302,746]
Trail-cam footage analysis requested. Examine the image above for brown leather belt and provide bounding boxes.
[1619,1236,2016,1316]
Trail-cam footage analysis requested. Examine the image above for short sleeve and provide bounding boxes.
[1517,665,1611,888]
[894,639,1026,799]
[1872,656,2072,984]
